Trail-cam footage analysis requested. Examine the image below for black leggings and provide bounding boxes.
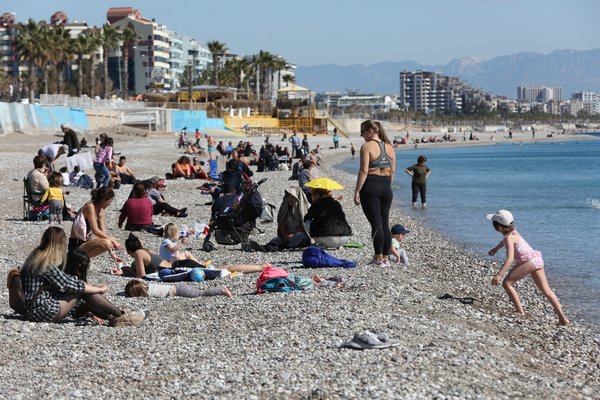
[411,182,427,204]
[359,175,393,256]
[153,202,179,216]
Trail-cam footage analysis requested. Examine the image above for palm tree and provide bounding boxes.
[271,56,288,93]
[86,28,102,97]
[75,30,93,97]
[100,23,122,98]
[14,19,49,103]
[253,50,273,100]
[206,40,228,86]
[119,27,138,98]
[282,74,295,87]
[46,25,75,94]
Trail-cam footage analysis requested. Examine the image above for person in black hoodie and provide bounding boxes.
[303,188,352,249]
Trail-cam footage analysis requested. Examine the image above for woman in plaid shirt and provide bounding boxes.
[94,137,113,189]
[21,227,147,326]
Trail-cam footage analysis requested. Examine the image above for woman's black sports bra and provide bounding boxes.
[368,141,392,169]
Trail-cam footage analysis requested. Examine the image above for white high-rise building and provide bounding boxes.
[517,86,562,102]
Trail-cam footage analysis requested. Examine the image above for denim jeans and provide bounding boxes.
[93,161,110,189]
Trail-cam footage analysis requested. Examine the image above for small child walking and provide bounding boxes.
[40,172,68,224]
[486,210,569,325]
[160,223,200,263]
[389,224,409,267]
[125,279,233,299]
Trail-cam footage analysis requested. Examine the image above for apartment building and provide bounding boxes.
[0,12,18,82]
[517,86,562,102]
[108,7,171,93]
[572,90,600,115]
[399,70,463,114]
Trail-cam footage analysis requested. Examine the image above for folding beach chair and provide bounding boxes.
[22,178,48,221]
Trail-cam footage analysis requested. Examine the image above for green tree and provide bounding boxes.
[271,56,287,92]
[282,74,295,87]
[100,23,122,98]
[14,19,50,102]
[46,25,75,94]
[253,50,274,100]
[206,40,228,86]
[119,27,139,97]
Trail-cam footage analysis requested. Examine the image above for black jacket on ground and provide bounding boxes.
[303,197,352,237]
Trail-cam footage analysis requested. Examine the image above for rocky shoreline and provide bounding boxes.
[0,132,598,399]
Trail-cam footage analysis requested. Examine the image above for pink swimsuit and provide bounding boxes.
[506,231,544,270]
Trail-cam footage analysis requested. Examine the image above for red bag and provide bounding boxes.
[255,265,288,294]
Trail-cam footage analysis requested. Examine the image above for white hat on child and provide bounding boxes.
[486,209,514,226]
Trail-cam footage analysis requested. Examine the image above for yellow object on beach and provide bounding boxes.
[304,177,344,190]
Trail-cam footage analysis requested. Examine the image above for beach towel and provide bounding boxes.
[302,246,356,269]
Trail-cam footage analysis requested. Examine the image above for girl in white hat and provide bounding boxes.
[487,209,569,325]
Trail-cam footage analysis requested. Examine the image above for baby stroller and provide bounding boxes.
[202,178,267,252]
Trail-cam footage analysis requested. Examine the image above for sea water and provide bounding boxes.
[337,136,600,334]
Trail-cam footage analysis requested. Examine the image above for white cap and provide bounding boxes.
[61,123,70,130]
[486,209,514,226]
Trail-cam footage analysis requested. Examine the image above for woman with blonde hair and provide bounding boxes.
[353,120,396,267]
[21,227,147,326]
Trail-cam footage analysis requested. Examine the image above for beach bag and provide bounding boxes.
[77,174,94,189]
[72,211,89,241]
[7,268,26,314]
[255,265,289,294]
[28,205,49,221]
[302,246,357,269]
[260,202,276,223]
[287,273,315,290]
[259,277,302,293]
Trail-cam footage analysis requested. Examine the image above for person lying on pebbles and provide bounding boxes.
[125,279,233,299]
[111,233,267,279]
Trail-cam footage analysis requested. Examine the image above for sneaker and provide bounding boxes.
[109,309,149,327]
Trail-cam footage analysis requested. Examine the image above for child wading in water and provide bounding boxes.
[487,210,569,325]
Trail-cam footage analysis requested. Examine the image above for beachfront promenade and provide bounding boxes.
[0,130,598,398]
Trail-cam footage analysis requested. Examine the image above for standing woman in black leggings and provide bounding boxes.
[353,120,396,267]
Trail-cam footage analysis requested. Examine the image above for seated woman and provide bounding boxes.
[147,179,188,218]
[21,227,147,327]
[173,156,194,179]
[111,233,267,279]
[191,157,209,180]
[118,182,154,231]
[255,187,311,252]
[304,188,352,249]
[69,187,122,262]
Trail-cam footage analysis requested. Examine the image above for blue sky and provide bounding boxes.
[4,0,599,66]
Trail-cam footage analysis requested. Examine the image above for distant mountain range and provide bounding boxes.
[296,49,600,99]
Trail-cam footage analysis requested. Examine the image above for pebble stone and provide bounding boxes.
[0,130,598,398]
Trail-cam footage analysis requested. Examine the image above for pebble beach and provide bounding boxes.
[0,129,599,399]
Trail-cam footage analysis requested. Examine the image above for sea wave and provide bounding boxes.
[587,198,600,209]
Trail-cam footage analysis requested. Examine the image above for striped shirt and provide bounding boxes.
[22,265,85,322]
